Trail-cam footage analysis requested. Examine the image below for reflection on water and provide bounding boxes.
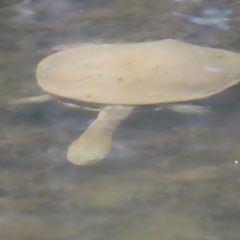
[1,0,240,239]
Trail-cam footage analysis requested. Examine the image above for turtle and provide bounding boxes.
[18,39,240,165]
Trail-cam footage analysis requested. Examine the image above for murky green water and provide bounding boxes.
[1,0,240,239]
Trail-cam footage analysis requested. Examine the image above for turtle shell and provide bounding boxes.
[36,39,240,105]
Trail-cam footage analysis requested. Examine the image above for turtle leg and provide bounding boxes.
[166,103,210,114]
[9,94,56,105]
[67,106,134,165]
[155,103,211,115]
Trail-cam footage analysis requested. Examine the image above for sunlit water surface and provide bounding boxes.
[1,0,240,239]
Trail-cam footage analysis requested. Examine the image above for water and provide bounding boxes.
[1,0,240,239]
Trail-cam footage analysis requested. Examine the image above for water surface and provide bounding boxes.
[1,0,240,239]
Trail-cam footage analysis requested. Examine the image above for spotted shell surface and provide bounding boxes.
[36,39,240,105]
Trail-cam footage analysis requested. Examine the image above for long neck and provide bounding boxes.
[67,106,134,165]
